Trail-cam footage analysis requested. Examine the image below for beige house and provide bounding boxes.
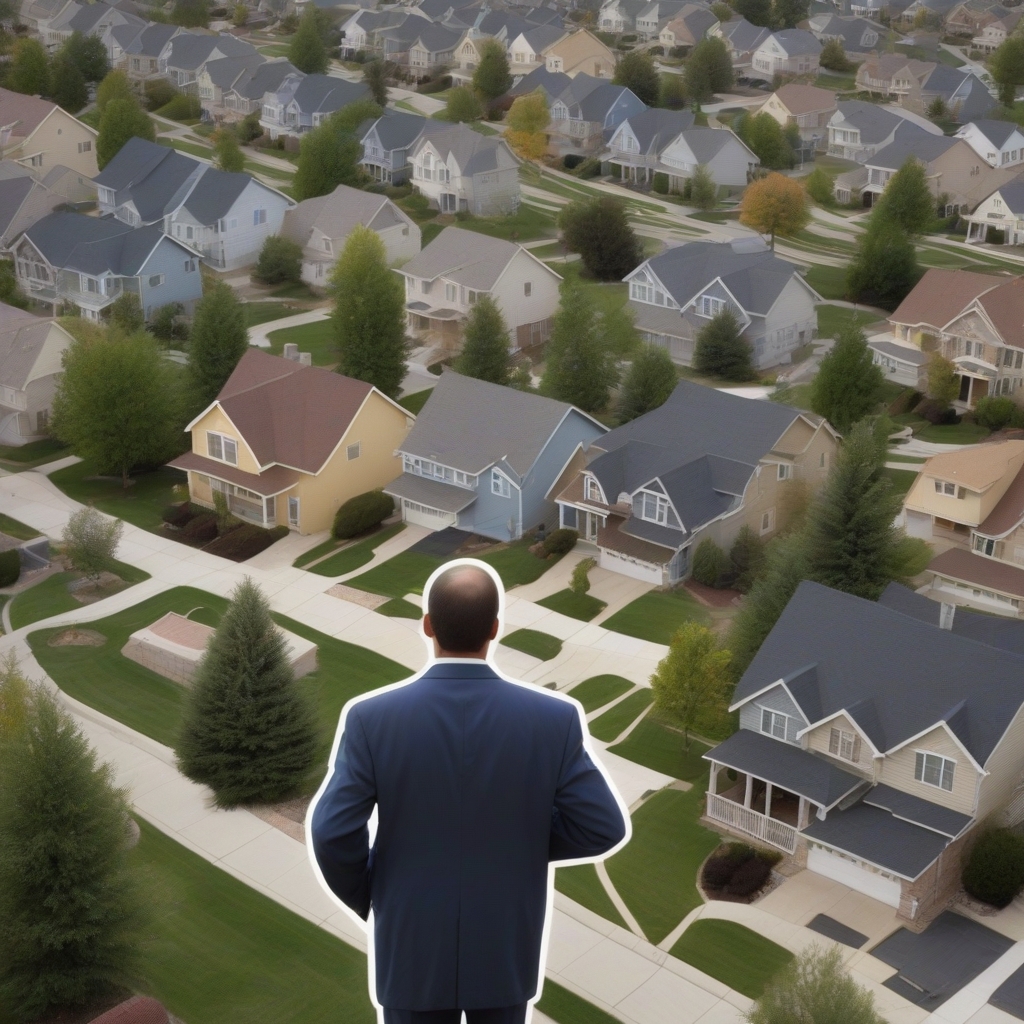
[754,83,837,143]
[0,87,98,179]
[544,29,616,77]
[169,348,414,536]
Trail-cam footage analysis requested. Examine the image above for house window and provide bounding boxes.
[819,452,827,469]
[760,508,776,535]
[445,282,457,302]
[491,469,512,498]
[468,290,479,304]
[524,282,532,297]
[347,442,361,460]
[585,476,601,502]
[760,708,788,739]
[699,296,725,317]
[639,490,670,524]
[829,727,860,762]
[323,239,332,252]
[185,226,193,241]
[149,275,164,287]
[185,259,195,272]
[777,463,792,481]
[915,750,955,792]
[78,140,91,153]
[974,535,996,556]
[934,480,957,496]
[207,431,238,466]
[254,209,267,226]
[288,496,300,527]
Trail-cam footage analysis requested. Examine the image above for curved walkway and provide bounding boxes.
[247,308,331,349]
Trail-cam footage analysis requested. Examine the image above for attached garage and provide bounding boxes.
[904,510,933,540]
[402,500,457,530]
[807,845,903,907]
[384,472,476,533]
[599,547,664,584]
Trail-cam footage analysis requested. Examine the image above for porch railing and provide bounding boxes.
[707,793,798,854]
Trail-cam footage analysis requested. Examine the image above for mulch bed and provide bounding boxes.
[47,628,107,647]
[684,579,743,608]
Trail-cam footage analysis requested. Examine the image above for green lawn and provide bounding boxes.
[886,453,926,464]
[609,716,710,781]
[157,138,213,160]
[554,863,628,929]
[49,460,187,534]
[456,204,557,242]
[916,421,991,444]
[601,589,709,645]
[500,628,562,661]
[537,979,624,1024]
[588,689,653,742]
[549,261,629,318]
[537,589,607,621]
[266,318,336,366]
[773,382,814,411]
[804,264,849,301]
[606,787,719,945]
[377,597,422,618]
[528,241,566,259]
[304,524,405,577]
[567,675,633,713]
[293,536,342,568]
[398,389,434,414]
[816,304,881,338]
[0,437,70,466]
[480,540,562,588]
[131,819,375,1024]
[0,513,40,540]
[257,42,291,57]
[882,467,920,498]
[670,920,793,999]
[243,302,310,328]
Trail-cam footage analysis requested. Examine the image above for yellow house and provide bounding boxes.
[169,349,415,535]
[543,30,617,78]
[0,86,98,179]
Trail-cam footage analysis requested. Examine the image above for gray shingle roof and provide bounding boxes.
[832,99,905,144]
[677,125,744,162]
[413,122,518,175]
[291,74,370,115]
[718,16,770,52]
[361,110,430,151]
[166,31,255,70]
[620,106,696,153]
[768,27,822,55]
[123,21,178,56]
[383,472,479,512]
[94,138,202,224]
[0,303,69,391]
[232,58,296,100]
[963,118,1017,149]
[863,783,972,838]
[868,340,930,364]
[0,176,35,239]
[508,65,572,100]
[182,169,252,224]
[868,127,959,170]
[203,52,265,89]
[517,22,565,49]
[399,226,539,289]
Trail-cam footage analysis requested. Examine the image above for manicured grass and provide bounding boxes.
[456,204,557,242]
[588,688,653,742]
[882,467,920,498]
[773,381,814,411]
[49,460,186,534]
[536,588,607,621]
[804,264,849,301]
[130,819,375,1024]
[377,597,422,618]
[887,453,926,464]
[916,421,991,444]
[266,318,336,366]
[347,550,444,598]
[549,261,628,318]
[528,241,566,258]
[554,863,628,929]
[421,222,445,247]
[270,281,318,299]
[243,302,309,327]
[606,787,719,945]
[0,437,70,465]
[305,524,405,577]
[567,674,633,713]
[670,920,793,999]
[157,137,213,160]
[816,304,881,338]
[601,589,709,646]
[0,513,40,539]
[609,715,710,781]
[398,389,434,414]
[537,979,623,1024]
[293,535,343,568]
[500,628,562,661]
[480,540,562,588]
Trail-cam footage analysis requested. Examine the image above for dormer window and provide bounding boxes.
[639,490,669,525]
[915,750,955,792]
[829,727,860,762]
[207,431,238,466]
[323,239,332,252]
[584,476,602,502]
[934,480,965,498]
[760,708,788,739]
[699,296,725,318]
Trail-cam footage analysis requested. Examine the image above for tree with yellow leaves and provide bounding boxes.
[505,88,549,160]
[739,172,809,250]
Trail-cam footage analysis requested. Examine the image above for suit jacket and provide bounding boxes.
[309,659,627,1011]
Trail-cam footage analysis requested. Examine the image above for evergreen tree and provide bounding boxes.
[48,51,87,114]
[612,50,660,105]
[363,57,390,107]
[292,115,362,200]
[187,281,248,413]
[61,31,109,83]
[473,38,512,101]
[846,218,920,309]
[810,322,884,432]
[445,85,483,122]
[332,224,407,397]
[874,157,934,235]
[819,36,852,71]
[690,164,718,210]
[213,126,245,171]
[734,0,772,25]
[290,6,329,74]
[96,96,155,169]
[5,38,49,96]
[772,0,808,28]
[685,36,733,102]
[171,0,209,27]
[176,579,318,807]
[694,308,754,381]
[0,685,144,1021]
[456,295,511,385]
[540,280,618,412]
[618,344,678,422]
[559,195,643,281]
[95,69,132,112]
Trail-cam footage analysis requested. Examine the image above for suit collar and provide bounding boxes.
[421,659,498,679]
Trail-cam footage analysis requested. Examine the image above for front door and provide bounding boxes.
[440,193,457,213]
[585,512,599,542]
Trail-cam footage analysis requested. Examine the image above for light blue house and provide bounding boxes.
[385,369,606,541]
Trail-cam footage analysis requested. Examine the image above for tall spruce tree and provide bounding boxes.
[456,295,511,385]
[332,224,407,397]
[176,578,318,807]
[363,57,390,107]
[810,322,885,432]
[473,38,512,101]
[617,344,678,422]
[558,195,643,281]
[187,281,247,413]
[693,308,754,381]
[290,6,329,74]
[0,685,144,1021]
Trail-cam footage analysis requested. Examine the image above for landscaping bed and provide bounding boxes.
[699,842,781,904]
[162,502,289,562]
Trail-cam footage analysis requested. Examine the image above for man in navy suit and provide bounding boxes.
[309,561,628,1024]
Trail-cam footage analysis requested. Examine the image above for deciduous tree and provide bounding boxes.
[846,218,920,309]
[445,85,483,122]
[290,5,329,74]
[61,507,123,581]
[810,322,884,432]
[875,157,934,235]
[96,96,155,169]
[991,35,1024,107]
[473,38,512,101]
[689,163,718,209]
[694,308,754,381]
[613,49,660,105]
[48,51,88,114]
[559,195,643,280]
[187,281,248,413]
[685,36,734,102]
[61,31,109,83]
[213,126,245,171]
[739,172,809,248]
[106,292,144,334]
[253,235,303,285]
[5,38,49,96]
[617,344,678,421]
[804,166,835,205]
[292,115,362,200]
[506,88,549,159]
[735,111,794,169]
[820,36,853,71]
[927,352,960,409]
[772,0,808,29]
[0,259,28,310]
[96,69,133,112]
[734,0,772,25]
[172,0,208,26]
[659,71,687,109]
[456,295,511,385]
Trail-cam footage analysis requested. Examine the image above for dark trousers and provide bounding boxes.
[382,1004,528,1024]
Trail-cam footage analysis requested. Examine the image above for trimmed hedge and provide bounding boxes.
[691,538,728,587]
[0,548,20,587]
[333,490,394,540]
[963,829,1024,908]
[180,513,218,546]
[975,395,1024,431]
[653,171,669,194]
[203,524,289,561]
[542,528,577,557]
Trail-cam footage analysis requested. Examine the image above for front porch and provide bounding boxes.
[953,355,997,408]
[706,767,805,855]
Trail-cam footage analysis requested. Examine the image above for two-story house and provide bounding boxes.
[857,53,995,121]
[508,24,568,70]
[338,7,413,57]
[196,52,267,121]
[115,22,181,89]
[260,73,371,139]
[170,348,414,536]
[706,578,1024,926]
[826,100,932,164]
[750,29,822,81]
[408,124,520,215]
[449,11,531,85]
[12,210,203,321]
[964,178,1024,244]
[46,1,143,56]
[635,0,689,40]
[219,59,298,124]
[359,111,438,184]
[659,5,719,50]
[554,380,836,585]
[544,30,616,77]
[549,77,646,155]
[956,119,1024,169]
[754,83,837,145]
[604,107,696,182]
[0,301,75,446]
[946,0,1009,36]
[408,22,462,76]
[598,0,648,34]
[712,17,770,72]
[385,368,606,540]
[93,137,293,271]
[163,31,258,94]
[0,161,64,252]
[19,0,78,40]
[397,226,561,351]
[807,13,883,57]
[972,9,1021,50]
[0,87,98,179]
[624,238,819,368]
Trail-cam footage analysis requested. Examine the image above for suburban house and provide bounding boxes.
[260,73,371,139]
[945,0,1011,35]
[0,161,63,251]
[338,8,412,57]
[163,31,258,93]
[658,5,719,49]
[359,111,438,184]
[384,369,605,541]
[195,52,268,120]
[713,17,770,72]
[19,0,78,39]
[598,0,647,33]
[749,29,822,80]
[624,238,820,369]
[0,87,98,179]
[826,100,920,163]
[377,20,461,73]
[544,30,616,77]
[93,137,293,271]
[635,0,689,39]
[0,301,75,446]
[554,381,836,585]
[964,178,1024,244]
[856,54,994,121]
[706,579,1024,926]
[507,65,573,100]
[548,77,647,155]
[603,108,697,182]
[397,227,561,351]
[508,25,568,70]
[170,348,414,537]
[449,12,528,85]
[115,22,181,89]
[754,83,837,144]
[807,13,883,57]
[12,210,204,321]
[46,1,142,55]
[955,119,1024,169]
[972,8,1021,49]
[214,59,298,124]
[902,440,1024,616]
[408,124,520,216]
[281,183,420,287]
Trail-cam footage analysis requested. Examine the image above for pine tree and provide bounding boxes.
[48,51,88,114]
[689,164,718,210]
[363,57,390,107]
[175,578,318,807]
[618,344,678,422]
[612,50,660,105]
[332,224,407,398]
[0,685,144,1021]
[559,195,643,281]
[540,280,618,412]
[213,127,244,172]
[473,38,512,101]
[456,295,511,385]
[187,281,248,413]
[846,218,920,309]
[874,157,934,235]
[6,38,49,96]
[96,96,155,169]
[810,322,884,432]
[693,308,754,381]
[290,6,328,74]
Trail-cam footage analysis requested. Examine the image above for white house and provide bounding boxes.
[750,29,822,80]
[956,119,1024,169]
[964,180,1024,244]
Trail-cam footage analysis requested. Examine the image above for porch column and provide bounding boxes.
[708,764,718,796]
[764,782,773,819]
[797,796,808,829]
[743,773,753,808]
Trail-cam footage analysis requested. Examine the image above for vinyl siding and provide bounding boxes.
[492,250,561,338]
[467,166,521,216]
[761,276,817,366]
[138,237,204,318]
[15,108,98,178]
[459,460,521,540]
[738,683,805,744]
[877,725,978,816]
[804,713,876,779]
[192,405,261,473]
[977,703,1024,821]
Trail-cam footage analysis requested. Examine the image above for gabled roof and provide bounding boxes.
[399,226,547,290]
[399,368,598,477]
[672,125,750,163]
[0,87,66,140]
[360,109,431,151]
[94,137,202,223]
[831,99,905,143]
[0,175,37,240]
[122,21,178,56]
[765,27,822,55]
[165,30,255,70]
[717,15,770,50]
[411,20,463,51]
[410,122,518,175]
[513,22,566,50]
[977,178,1024,214]
[507,64,572,99]
[916,439,1024,492]
[973,270,1024,343]
[866,121,958,169]
[0,302,71,391]
[281,183,408,252]
[202,52,266,89]
[618,106,696,152]
[963,118,1022,149]
[290,74,371,114]
[889,266,1001,328]
[230,58,297,100]
[181,169,255,224]
[732,580,1024,765]
[767,82,837,115]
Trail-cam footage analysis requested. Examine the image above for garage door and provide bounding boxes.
[904,510,933,540]
[808,846,902,907]
[600,548,663,584]
[402,500,456,530]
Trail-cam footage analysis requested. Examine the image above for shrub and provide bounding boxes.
[0,549,20,587]
[332,489,394,539]
[158,93,202,120]
[888,387,922,417]
[986,226,1006,244]
[726,854,772,896]
[563,154,585,169]
[418,74,452,94]
[729,526,765,593]
[162,501,200,527]
[180,513,218,545]
[975,395,1017,431]
[570,556,596,595]
[144,78,177,110]
[963,829,1024,907]
[576,157,601,178]
[253,235,303,285]
[653,171,669,194]
[237,110,263,142]
[542,528,578,557]
[917,398,960,425]
[203,523,289,561]
[149,302,188,342]
[691,537,728,587]
[701,842,754,889]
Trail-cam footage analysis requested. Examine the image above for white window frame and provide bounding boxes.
[207,431,238,466]
[584,475,601,502]
[829,726,859,762]
[638,489,669,525]
[777,463,792,481]
[253,208,267,226]
[699,295,725,318]
[491,468,512,498]
[760,508,776,535]
[760,707,788,739]
[288,496,300,527]
[914,750,955,792]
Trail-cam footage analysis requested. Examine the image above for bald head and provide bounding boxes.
[425,565,500,656]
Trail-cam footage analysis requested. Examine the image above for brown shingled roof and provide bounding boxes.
[0,86,64,139]
[977,275,1024,345]
[929,547,1024,600]
[889,268,1002,331]
[980,464,1024,537]
[168,450,300,495]
[597,514,673,563]
[89,997,169,1024]
[765,83,837,115]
